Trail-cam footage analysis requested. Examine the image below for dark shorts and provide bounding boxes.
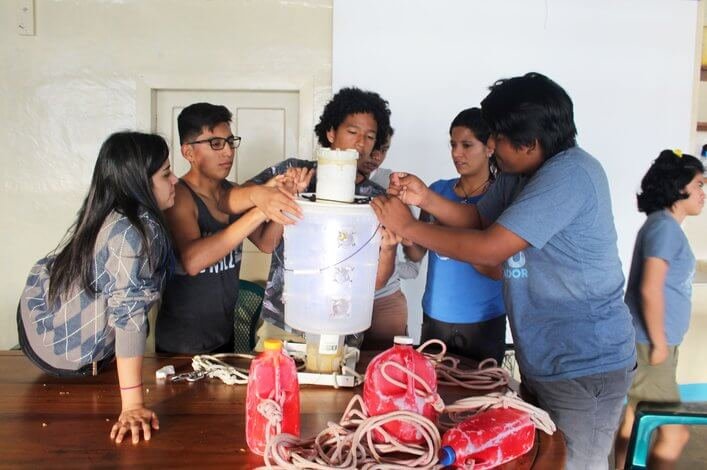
[627,342,680,409]
[16,304,113,378]
[420,313,506,364]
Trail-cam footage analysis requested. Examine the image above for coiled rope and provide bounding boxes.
[259,395,441,469]
[256,342,554,468]
[417,339,510,391]
[442,391,556,434]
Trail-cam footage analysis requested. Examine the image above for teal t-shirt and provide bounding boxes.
[477,146,636,381]
[624,210,695,345]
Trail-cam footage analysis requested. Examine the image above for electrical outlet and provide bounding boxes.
[17,0,35,36]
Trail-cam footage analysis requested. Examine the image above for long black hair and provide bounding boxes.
[637,149,704,214]
[449,107,498,181]
[48,132,173,302]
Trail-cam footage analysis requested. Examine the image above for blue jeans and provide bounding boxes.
[521,365,636,470]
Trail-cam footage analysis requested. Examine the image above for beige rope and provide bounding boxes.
[259,395,442,470]
[442,390,556,434]
[378,361,445,413]
[417,339,510,390]
[255,342,556,469]
[258,396,284,440]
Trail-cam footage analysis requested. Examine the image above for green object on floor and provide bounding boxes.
[234,280,264,353]
[624,401,707,469]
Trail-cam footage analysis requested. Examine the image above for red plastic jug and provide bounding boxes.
[362,336,440,444]
[245,339,300,455]
[438,407,535,469]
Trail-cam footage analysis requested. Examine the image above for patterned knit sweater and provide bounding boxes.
[19,211,166,371]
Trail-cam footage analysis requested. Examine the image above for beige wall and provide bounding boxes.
[0,0,332,349]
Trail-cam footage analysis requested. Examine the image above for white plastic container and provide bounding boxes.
[315,148,358,203]
[283,197,380,335]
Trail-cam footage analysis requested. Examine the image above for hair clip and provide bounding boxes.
[673,148,683,158]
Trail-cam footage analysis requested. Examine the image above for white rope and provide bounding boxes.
[378,361,445,414]
[258,395,442,470]
[190,353,253,385]
[442,390,556,435]
[417,339,511,391]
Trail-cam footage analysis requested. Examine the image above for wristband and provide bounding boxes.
[120,382,142,391]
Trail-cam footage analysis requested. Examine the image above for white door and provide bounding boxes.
[155,89,300,284]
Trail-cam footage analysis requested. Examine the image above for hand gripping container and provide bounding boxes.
[362,336,441,444]
[245,339,300,455]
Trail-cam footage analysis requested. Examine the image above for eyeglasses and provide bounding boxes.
[187,136,242,150]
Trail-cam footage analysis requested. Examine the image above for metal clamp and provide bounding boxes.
[170,370,206,383]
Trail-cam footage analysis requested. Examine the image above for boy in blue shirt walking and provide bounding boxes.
[372,72,636,469]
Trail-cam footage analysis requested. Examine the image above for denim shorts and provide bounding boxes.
[521,364,636,470]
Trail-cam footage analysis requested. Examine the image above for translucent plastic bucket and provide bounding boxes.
[283,197,380,335]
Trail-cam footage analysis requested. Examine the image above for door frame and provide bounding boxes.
[135,75,316,159]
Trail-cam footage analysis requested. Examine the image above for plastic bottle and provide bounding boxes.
[245,339,300,455]
[305,333,345,373]
[362,336,439,444]
[438,407,535,469]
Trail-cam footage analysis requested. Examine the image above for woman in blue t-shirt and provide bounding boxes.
[615,149,704,469]
[405,108,505,363]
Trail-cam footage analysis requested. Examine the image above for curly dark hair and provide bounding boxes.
[637,149,704,214]
[314,87,391,151]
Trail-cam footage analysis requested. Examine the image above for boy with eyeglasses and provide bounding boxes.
[156,102,299,354]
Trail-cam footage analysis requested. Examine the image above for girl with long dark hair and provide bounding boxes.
[17,131,177,444]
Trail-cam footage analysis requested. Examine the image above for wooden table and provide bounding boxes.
[0,351,565,468]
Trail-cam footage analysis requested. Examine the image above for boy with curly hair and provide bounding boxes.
[220,87,402,349]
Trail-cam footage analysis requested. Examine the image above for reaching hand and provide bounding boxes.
[388,172,429,207]
[370,195,416,238]
[250,185,302,225]
[379,225,402,251]
[649,342,669,366]
[264,175,285,188]
[110,406,159,444]
[281,167,315,195]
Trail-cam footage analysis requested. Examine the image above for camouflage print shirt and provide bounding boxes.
[249,158,386,331]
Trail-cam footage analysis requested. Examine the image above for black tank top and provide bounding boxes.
[156,179,242,353]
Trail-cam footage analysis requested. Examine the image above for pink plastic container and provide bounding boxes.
[245,339,300,455]
[439,407,535,469]
[362,336,439,444]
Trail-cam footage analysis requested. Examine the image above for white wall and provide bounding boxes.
[333,0,701,341]
[0,0,333,349]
